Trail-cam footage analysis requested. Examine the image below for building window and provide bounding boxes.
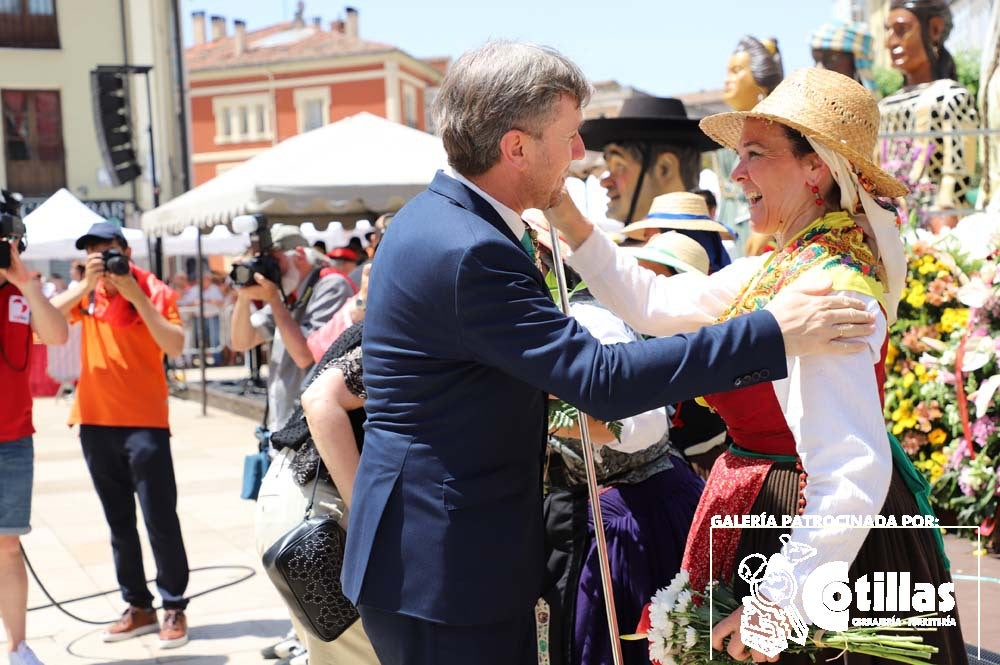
[0,0,59,49]
[293,87,330,134]
[402,84,418,129]
[2,89,66,195]
[303,99,324,132]
[212,93,271,145]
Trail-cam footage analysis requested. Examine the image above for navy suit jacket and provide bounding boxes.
[343,171,787,626]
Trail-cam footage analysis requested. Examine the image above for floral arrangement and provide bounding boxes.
[884,237,1000,541]
[879,138,939,228]
[628,569,939,664]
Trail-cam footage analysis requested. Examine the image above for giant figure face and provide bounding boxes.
[723,51,769,111]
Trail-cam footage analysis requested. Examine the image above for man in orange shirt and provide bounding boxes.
[51,222,189,648]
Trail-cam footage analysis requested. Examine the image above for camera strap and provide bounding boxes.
[286,267,323,314]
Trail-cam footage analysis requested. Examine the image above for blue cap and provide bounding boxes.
[75,221,126,250]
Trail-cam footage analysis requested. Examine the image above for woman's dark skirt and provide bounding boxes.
[575,458,705,665]
[733,461,968,664]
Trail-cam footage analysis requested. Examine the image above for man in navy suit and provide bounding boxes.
[343,41,875,665]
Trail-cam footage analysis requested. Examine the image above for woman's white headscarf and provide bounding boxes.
[807,137,907,324]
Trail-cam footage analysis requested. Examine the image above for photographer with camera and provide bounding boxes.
[229,222,352,432]
[0,190,68,665]
[50,221,191,647]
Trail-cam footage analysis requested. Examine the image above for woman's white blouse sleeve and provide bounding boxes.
[567,228,766,336]
[759,294,893,607]
[568,301,668,453]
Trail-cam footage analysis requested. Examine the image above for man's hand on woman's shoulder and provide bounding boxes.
[764,272,876,357]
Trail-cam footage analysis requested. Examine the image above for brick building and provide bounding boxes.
[187,6,444,185]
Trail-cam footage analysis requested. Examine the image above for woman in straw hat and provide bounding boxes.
[547,67,965,663]
[523,211,706,665]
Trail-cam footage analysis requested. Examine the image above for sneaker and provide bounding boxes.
[158,609,189,649]
[102,606,159,642]
[261,635,302,659]
[275,650,308,665]
[10,642,44,665]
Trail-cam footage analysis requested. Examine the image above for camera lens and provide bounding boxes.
[102,249,131,275]
[230,263,253,286]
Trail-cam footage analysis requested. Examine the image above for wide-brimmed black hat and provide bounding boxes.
[580,97,720,152]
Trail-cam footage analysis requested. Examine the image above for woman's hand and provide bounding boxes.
[711,606,779,662]
[543,186,593,250]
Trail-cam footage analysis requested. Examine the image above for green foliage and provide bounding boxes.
[954,49,981,100]
[544,269,587,311]
[874,66,904,99]
[548,399,622,442]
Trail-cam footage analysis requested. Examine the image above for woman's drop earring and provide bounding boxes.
[811,185,823,206]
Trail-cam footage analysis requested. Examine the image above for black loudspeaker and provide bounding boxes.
[89,69,142,186]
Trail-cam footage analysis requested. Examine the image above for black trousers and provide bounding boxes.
[359,604,537,665]
[80,425,189,610]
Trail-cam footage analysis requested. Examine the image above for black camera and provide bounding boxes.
[229,214,281,287]
[0,189,26,270]
[101,247,131,275]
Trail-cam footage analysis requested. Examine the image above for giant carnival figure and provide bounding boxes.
[810,21,876,92]
[878,0,979,233]
[720,35,784,256]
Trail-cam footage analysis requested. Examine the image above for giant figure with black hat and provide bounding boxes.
[581,97,732,272]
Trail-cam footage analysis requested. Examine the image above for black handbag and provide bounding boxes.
[261,471,359,642]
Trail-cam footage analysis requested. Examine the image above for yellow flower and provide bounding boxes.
[914,364,926,377]
[892,421,906,436]
[939,307,970,333]
[906,281,926,307]
[902,372,916,389]
[928,428,947,445]
[886,343,899,368]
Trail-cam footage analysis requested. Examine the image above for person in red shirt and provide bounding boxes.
[50,222,190,648]
[0,238,68,665]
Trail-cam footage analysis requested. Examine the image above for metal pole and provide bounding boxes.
[547,225,624,665]
[142,70,163,279]
[196,227,207,416]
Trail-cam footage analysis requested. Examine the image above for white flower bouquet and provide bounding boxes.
[626,569,940,664]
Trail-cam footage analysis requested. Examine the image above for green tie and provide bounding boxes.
[520,229,535,262]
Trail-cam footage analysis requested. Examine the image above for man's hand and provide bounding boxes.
[0,241,31,287]
[83,252,106,292]
[765,272,876,357]
[349,264,372,324]
[235,272,281,304]
[106,271,146,306]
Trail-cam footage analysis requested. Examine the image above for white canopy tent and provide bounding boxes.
[22,188,147,261]
[162,225,249,256]
[141,112,450,235]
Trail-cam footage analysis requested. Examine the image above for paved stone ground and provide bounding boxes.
[5,386,999,663]
[9,395,291,664]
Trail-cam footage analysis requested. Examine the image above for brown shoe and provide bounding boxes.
[102,606,159,642]
[158,609,189,649]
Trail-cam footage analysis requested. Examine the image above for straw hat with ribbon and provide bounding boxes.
[624,231,710,276]
[621,191,733,241]
[699,67,909,322]
[699,67,906,199]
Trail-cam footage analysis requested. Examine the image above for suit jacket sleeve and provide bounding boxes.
[454,240,788,422]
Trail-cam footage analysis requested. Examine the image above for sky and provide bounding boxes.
[180,0,842,97]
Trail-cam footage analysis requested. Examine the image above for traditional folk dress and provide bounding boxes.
[568,212,967,664]
[543,294,704,665]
